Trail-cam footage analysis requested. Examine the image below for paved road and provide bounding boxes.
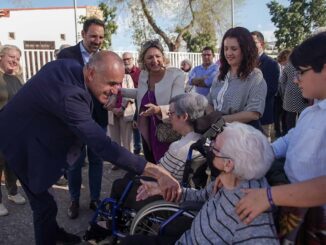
[0,162,125,245]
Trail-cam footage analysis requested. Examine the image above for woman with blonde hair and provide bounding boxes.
[121,39,186,163]
[0,44,26,216]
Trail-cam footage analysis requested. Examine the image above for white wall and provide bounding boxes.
[0,7,88,50]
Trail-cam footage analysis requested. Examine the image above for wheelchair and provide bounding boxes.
[83,111,224,244]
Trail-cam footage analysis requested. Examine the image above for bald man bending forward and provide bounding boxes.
[0,51,179,245]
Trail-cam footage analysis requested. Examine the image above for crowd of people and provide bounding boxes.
[0,16,325,245]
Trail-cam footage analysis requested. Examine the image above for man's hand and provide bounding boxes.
[235,188,270,224]
[157,168,181,202]
[103,94,117,110]
[143,163,181,202]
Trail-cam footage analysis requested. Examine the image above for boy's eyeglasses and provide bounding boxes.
[294,67,312,81]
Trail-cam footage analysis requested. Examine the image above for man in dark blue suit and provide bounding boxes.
[0,51,179,245]
[252,31,280,140]
[57,18,109,219]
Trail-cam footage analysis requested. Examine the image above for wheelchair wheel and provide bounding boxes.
[129,200,195,236]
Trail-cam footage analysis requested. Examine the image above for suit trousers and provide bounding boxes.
[133,128,142,154]
[67,127,105,202]
[20,181,59,245]
[0,153,18,202]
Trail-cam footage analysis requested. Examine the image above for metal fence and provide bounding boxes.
[21,50,208,82]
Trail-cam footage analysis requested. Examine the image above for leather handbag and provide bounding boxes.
[155,122,181,143]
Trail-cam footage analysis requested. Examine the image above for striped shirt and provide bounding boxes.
[280,63,308,113]
[159,131,205,182]
[176,178,279,245]
[207,68,267,116]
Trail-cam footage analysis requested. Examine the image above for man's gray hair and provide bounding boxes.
[220,122,274,180]
[87,51,124,72]
[169,93,208,124]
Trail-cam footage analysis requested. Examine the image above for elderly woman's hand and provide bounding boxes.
[139,103,161,117]
[235,188,270,224]
[136,180,161,201]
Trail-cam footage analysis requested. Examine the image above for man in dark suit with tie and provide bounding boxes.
[252,31,280,141]
[0,51,179,245]
[57,18,109,219]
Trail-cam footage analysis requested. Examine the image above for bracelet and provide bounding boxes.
[266,187,276,210]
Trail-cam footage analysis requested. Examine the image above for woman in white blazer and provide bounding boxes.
[121,40,186,163]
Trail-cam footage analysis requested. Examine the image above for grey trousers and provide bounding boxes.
[0,152,18,202]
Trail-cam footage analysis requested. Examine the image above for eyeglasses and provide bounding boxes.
[209,144,232,160]
[167,110,176,117]
[123,57,132,61]
[294,67,312,81]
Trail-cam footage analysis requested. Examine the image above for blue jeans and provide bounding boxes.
[133,128,142,154]
[67,146,103,202]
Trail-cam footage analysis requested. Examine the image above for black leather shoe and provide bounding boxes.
[56,227,81,244]
[67,201,79,219]
[89,200,101,211]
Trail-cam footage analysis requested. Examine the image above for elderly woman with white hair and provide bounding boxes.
[126,122,279,245]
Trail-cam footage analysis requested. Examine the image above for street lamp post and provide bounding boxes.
[73,0,78,44]
[231,0,234,28]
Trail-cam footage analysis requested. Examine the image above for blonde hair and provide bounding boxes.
[0,45,23,75]
[138,39,166,71]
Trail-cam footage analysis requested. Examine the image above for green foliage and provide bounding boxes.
[267,0,326,50]
[130,5,164,49]
[182,31,217,53]
[99,2,118,49]
[79,3,118,49]
[107,0,245,51]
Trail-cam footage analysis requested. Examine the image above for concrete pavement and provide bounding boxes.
[0,162,125,245]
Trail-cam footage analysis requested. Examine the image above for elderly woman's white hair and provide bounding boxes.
[219,122,274,180]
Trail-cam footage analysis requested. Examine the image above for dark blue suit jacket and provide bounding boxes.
[0,59,146,194]
[259,53,280,125]
[57,43,108,127]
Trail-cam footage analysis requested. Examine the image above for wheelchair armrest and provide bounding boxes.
[179,201,204,211]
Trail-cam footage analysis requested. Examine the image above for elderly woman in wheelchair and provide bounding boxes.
[123,122,280,245]
[84,93,216,242]
[109,93,209,211]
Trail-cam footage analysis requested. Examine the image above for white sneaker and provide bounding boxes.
[0,203,9,216]
[8,193,26,205]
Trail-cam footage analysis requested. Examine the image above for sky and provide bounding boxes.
[1,0,289,50]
